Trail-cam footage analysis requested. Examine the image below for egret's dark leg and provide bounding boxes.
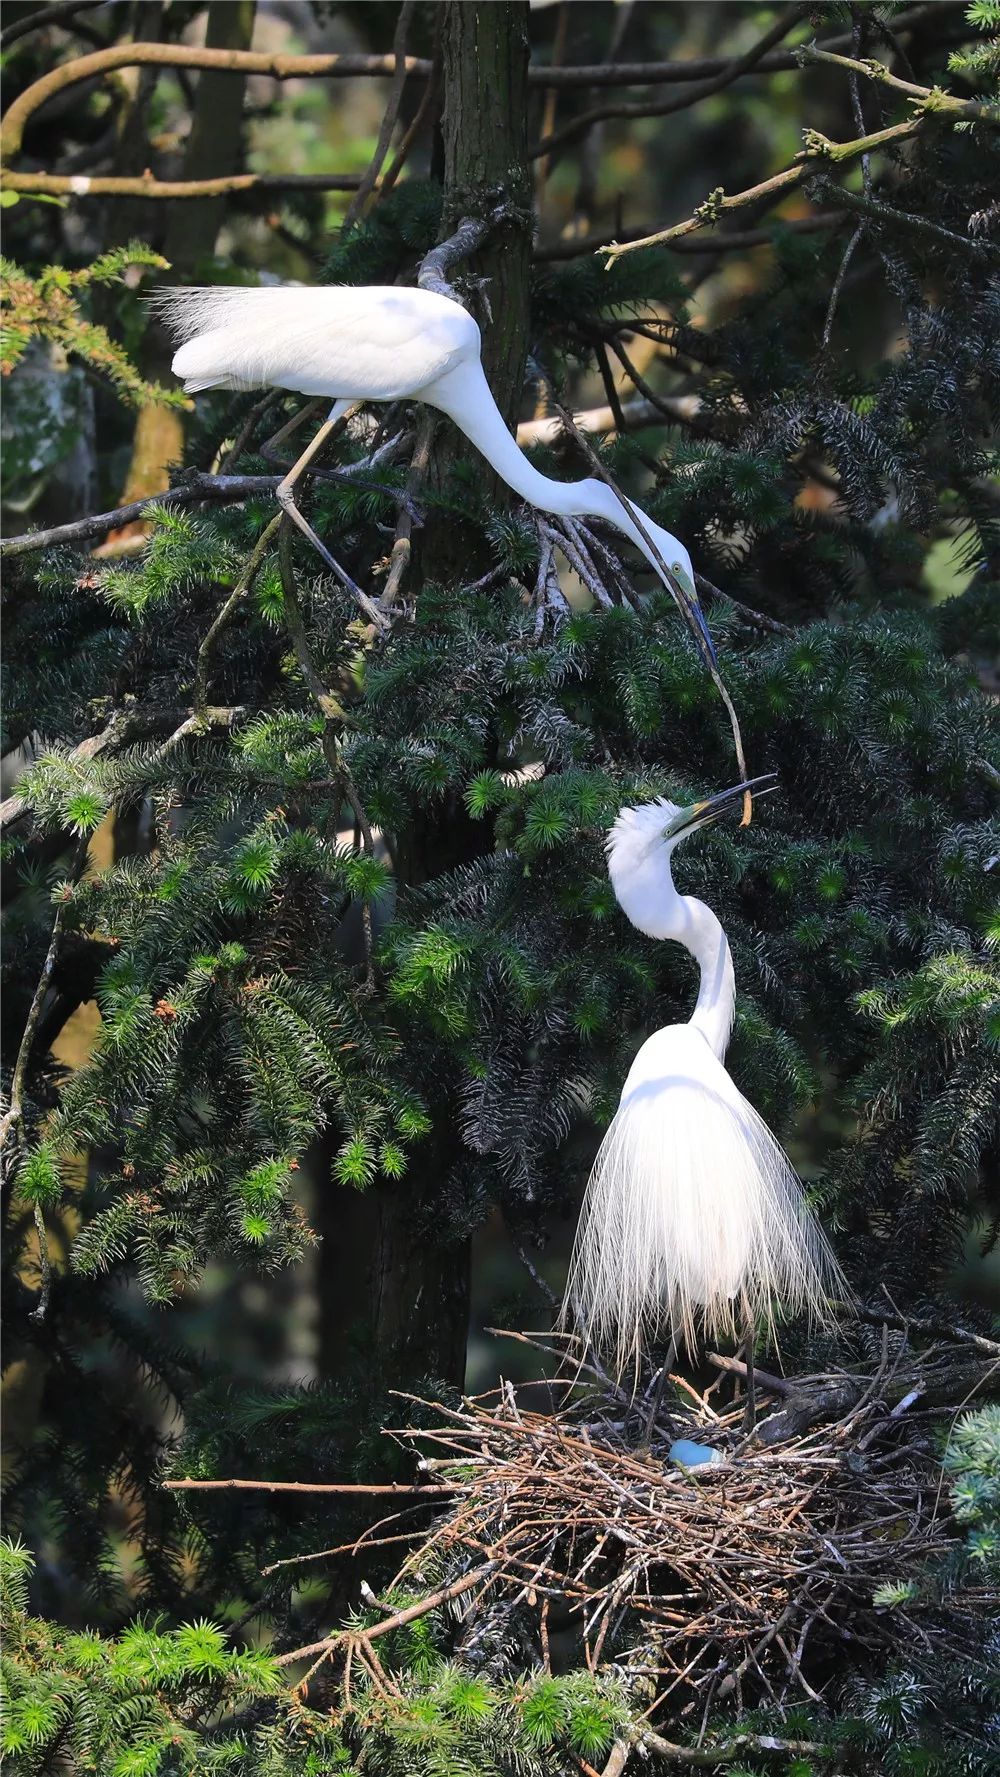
[641,1335,678,1448]
[275,404,386,628]
[742,1320,757,1433]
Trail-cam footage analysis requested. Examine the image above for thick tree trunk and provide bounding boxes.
[440,0,532,427]
[318,2,533,1396]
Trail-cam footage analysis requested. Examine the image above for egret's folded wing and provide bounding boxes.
[151,285,477,399]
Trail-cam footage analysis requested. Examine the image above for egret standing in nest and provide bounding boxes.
[561,779,845,1432]
[157,283,714,666]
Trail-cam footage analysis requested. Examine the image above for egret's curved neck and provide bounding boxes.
[679,896,736,1062]
[609,842,737,1062]
[425,360,665,564]
[425,359,591,510]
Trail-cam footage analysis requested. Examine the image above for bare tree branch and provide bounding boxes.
[796,37,998,117]
[418,203,513,301]
[531,5,812,162]
[0,44,434,161]
[1,437,407,558]
[1,476,284,557]
[0,0,104,49]
[516,393,702,446]
[2,169,365,200]
[535,213,843,261]
[600,117,927,265]
[342,0,416,229]
[523,4,939,87]
[377,415,435,613]
[273,1563,497,1668]
[1,1,950,167]
[635,1727,831,1767]
[163,1477,462,1496]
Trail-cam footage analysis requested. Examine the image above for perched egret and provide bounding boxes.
[156,283,715,663]
[561,779,844,1425]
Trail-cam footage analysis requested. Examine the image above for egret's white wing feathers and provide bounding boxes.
[152,284,480,400]
[562,1025,844,1377]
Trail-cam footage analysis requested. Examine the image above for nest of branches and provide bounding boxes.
[331,1330,994,1719]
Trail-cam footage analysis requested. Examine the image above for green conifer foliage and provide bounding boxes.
[2,2,999,1771]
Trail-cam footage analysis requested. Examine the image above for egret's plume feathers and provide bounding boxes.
[561,1026,845,1378]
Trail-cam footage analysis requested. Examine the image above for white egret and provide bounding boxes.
[561,779,844,1428]
[156,283,716,665]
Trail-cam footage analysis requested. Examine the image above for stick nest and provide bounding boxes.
[369,1336,984,1715]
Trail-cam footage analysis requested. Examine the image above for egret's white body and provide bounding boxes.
[157,283,713,657]
[563,791,843,1376]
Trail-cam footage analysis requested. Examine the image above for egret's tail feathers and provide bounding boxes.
[150,285,346,396]
[560,1070,845,1380]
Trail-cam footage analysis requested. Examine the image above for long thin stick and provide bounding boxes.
[163,1478,463,1495]
[274,1562,496,1666]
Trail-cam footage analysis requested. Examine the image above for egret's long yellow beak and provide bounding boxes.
[664,774,777,841]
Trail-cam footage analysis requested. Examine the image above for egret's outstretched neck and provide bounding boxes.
[680,896,735,1062]
[425,359,586,513]
[425,360,695,614]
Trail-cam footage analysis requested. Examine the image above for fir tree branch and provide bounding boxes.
[810,174,999,259]
[277,523,351,725]
[547,396,753,814]
[0,705,243,834]
[694,575,794,640]
[0,476,285,557]
[277,519,379,985]
[796,38,1000,122]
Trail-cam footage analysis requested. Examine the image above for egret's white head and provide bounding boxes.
[606,777,774,938]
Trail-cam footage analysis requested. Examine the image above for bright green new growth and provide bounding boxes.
[1,244,191,409]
